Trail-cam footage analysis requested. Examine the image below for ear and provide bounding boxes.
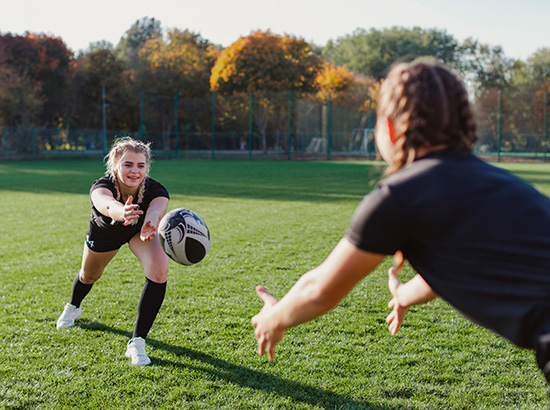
[384,118,397,144]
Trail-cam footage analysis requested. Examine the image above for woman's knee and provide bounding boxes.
[145,257,169,283]
[79,270,102,285]
[80,247,117,284]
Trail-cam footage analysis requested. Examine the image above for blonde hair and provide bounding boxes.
[377,61,478,174]
[104,136,152,204]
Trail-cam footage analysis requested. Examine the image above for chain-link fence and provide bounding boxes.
[1,89,548,161]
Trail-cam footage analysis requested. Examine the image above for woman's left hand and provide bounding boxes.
[140,221,157,242]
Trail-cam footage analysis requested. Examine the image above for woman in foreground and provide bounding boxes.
[251,61,550,390]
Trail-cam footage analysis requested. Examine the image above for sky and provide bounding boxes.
[1,0,548,61]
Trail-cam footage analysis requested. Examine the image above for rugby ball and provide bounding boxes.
[158,208,210,265]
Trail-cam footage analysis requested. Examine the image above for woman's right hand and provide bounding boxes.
[251,286,286,361]
[122,195,143,226]
[386,267,409,335]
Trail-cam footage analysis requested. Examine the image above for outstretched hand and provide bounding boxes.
[251,286,285,361]
[122,195,143,226]
[140,220,157,241]
[386,267,409,336]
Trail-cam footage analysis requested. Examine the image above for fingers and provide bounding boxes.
[385,309,400,335]
[267,344,275,361]
[140,221,157,241]
[256,331,266,356]
[254,327,275,361]
[255,285,269,298]
[122,196,143,226]
[252,319,267,357]
[252,286,279,361]
[389,321,398,336]
[386,309,396,324]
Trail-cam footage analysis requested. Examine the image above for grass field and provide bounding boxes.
[1,158,549,410]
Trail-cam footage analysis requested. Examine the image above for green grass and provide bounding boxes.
[0,158,549,409]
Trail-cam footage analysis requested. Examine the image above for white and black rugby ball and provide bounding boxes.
[158,208,211,265]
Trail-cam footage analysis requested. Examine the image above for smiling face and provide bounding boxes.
[115,150,148,195]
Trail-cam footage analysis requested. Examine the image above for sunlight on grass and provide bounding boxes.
[0,159,548,409]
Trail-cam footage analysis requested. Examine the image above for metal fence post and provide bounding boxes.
[367,100,372,160]
[139,92,144,141]
[2,127,6,158]
[174,91,179,158]
[211,91,215,159]
[288,91,292,160]
[544,89,548,163]
[327,92,332,160]
[249,92,253,160]
[32,128,36,157]
[102,84,107,154]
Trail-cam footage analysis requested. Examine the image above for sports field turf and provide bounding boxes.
[1,158,549,409]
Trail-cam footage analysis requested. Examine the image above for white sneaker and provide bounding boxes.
[125,337,151,366]
[56,303,83,329]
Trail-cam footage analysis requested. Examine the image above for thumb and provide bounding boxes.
[125,195,133,206]
[255,286,278,306]
[388,267,401,296]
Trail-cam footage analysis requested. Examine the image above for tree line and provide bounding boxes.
[0,17,549,146]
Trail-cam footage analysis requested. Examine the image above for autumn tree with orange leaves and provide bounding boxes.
[314,62,355,104]
[211,30,323,152]
[210,30,321,93]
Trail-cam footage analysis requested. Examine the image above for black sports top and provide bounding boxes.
[346,150,550,348]
[89,176,170,237]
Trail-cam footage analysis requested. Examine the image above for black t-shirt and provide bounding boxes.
[89,176,170,238]
[346,150,550,348]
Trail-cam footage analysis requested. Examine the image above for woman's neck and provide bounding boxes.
[114,178,139,202]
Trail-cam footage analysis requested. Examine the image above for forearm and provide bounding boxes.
[252,239,385,360]
[91,190,125,221]
[265,239,385,331]
[144,197,169,225]
[266,268,336,331]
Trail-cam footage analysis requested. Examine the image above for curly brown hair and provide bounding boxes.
[377,61,477,173]
[104,136,152,204]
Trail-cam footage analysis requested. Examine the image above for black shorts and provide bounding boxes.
[85,222,140,252]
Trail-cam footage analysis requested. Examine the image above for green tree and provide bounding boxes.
[137,29,219,148]
[525,48,550,85]
[323,27,461,79]
[70,46,132,132]
[116,17,162,68]
[460,38,514,91]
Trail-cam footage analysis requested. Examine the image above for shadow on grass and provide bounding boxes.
[77,321,399,410]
